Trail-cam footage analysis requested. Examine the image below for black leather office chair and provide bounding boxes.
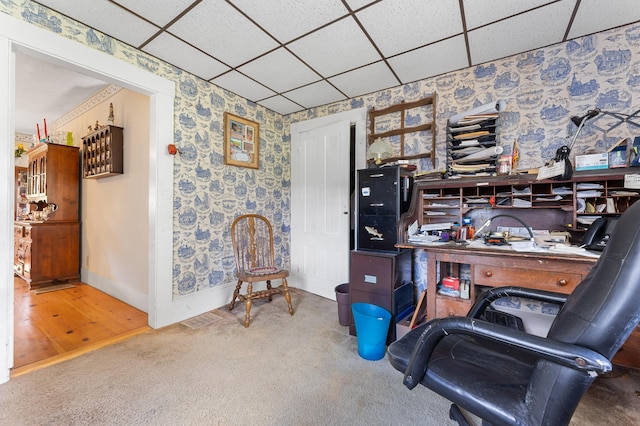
[388,200,640,426]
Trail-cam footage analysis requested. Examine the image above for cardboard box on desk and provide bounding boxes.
[575,153,608,171]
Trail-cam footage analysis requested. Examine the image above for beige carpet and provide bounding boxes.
[0,288,638,425]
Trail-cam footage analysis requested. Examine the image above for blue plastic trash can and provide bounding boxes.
[351,302,392,361]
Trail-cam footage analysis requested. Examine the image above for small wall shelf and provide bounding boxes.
[82,125,123,179]
[368,93,437,168]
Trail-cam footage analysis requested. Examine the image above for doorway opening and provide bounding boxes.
[2,13,175,382]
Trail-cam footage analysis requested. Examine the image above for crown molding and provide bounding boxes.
[52,84,122,130]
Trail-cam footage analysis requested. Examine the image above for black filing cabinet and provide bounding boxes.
[349,249,413,343]
[357,166,413,252]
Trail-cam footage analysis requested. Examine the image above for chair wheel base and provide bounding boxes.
[449,404,471,426]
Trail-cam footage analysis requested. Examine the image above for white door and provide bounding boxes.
[291,121,351,300]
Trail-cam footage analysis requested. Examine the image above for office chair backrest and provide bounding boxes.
[548,200,640,359]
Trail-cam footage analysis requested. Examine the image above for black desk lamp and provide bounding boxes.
[552,109,600,180]
[569,109,601,150]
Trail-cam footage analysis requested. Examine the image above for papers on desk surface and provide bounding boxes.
[406,228,601,258]
[407,220,453,244]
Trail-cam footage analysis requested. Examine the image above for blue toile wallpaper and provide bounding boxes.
[288,25,640,174]
[4,1,640,301]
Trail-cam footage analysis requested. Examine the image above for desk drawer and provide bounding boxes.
[612,327,640,369]
[435,296,470,317]
[473,265,581,294]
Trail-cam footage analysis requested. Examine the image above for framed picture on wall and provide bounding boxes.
[224,112,259,169]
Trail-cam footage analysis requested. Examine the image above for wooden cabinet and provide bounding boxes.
[14,221,80,288]
[14,167,29,220]
[26,143,80,222]
[16,142,80,288]
[82,125,123,179]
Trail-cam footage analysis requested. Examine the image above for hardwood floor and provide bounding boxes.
[12,276,150,377]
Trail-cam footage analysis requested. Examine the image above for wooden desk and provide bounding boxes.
[401,243,596,320]
[398,243,639,369]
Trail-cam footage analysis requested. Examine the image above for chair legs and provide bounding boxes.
[228,279,243,311]
[243,283,253,328]
[228,278,294,328]
[282,278,294,316]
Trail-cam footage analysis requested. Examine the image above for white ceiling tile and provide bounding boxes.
[568,0,640,39]
[211,71,276,102]
[167,0,278,67]
[462,0,556,30]
[288,17,381,77]
[143,33,230,80]
[114,0,196,27]
[389,36,468,83]
[258,96,304,115]
[36,0,159,46]
[357,0,463,57]
[229,0,348,43]
[468,1,575,65]
[344,0,378,11]
[238,48,319,94]
[15,53,108,135]
[328,62,399,98]
[284,81,347,108]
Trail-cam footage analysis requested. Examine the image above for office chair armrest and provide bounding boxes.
[403,316,611,390]
[467,286,568,319]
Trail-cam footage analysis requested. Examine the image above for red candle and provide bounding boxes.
[37,123,41,140]
[43,118,48,138]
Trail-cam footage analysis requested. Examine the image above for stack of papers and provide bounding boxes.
[576,190,602,198]
[577,183,604,189]
[513,198,532,207]
[552,186,573,195]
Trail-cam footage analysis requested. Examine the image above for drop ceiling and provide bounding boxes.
[16,0,640,134]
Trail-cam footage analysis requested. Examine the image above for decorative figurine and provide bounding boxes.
[108,103,115,126]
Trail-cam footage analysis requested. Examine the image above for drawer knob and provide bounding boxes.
[558,279,568,286]
[485,271,493,277]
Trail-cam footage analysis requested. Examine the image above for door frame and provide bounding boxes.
[289,108,367,299]
[0,13,175,383]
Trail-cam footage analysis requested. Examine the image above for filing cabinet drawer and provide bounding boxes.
[350,257,394,295]
[474,265,581,294]
[357,215,399,252]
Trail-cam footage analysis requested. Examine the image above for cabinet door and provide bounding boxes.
[22,240,32,278]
